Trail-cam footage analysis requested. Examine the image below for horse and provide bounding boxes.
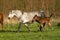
[8,10,41,32]
[32,14,53,31]
[0,13,3,31]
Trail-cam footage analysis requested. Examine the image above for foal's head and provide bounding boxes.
[33,15,40,21]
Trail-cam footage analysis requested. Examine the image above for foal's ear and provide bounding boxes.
[35,15,37,16]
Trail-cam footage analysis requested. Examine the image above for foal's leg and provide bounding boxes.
[46,22,51,31]
[48,22,53,30]
[25,24,31,32]
[39,25,43,32]
[48,22,51,27]
[39,24,43,32]
[43,23,46,27]
[18,22,22,32]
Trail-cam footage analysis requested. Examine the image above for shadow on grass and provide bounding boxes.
[0,30,17,32]
[0,30,40,33]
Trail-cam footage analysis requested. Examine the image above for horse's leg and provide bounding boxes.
[25,24,31,32]
[18,22,22,32]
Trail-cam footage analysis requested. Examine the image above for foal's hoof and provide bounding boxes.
[40,30,43,32]
[39,30,43,32]
[37,30,40,32]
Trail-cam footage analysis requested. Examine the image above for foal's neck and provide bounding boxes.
[36,16,41,22]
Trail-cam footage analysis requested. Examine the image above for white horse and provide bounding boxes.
[8,10,41,32]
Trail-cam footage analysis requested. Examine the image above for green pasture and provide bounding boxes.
[0,22,60,40]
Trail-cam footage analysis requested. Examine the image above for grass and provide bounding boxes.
[0,22,60,40]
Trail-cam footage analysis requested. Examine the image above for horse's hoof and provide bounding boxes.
[28,30,31,33]
[17,30,21,32]
[29,31,31,32]
[2,30,4,32]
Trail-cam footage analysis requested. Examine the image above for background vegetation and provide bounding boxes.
[0,0,60,14]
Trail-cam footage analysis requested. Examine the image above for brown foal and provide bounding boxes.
[33,14,52,31]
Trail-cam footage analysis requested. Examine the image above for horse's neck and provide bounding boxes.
[15,11,23,18]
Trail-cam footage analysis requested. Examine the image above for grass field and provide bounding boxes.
[0,22,60,40]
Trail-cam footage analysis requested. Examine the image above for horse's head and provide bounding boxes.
[8,10,23,19]
[8,11,16,19]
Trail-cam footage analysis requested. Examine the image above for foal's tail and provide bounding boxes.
[49,14,53,18]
